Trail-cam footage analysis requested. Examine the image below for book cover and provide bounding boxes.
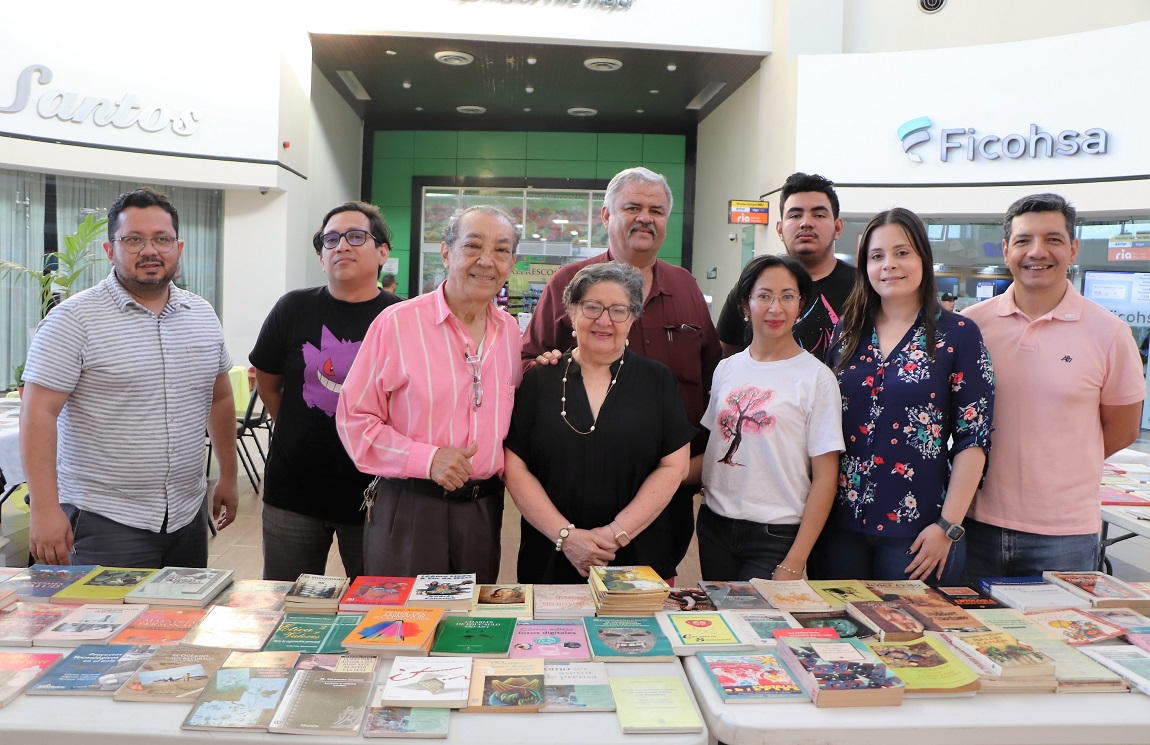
[285,574,350,608]
[3,564,98,602]
[864,635,981,695]
[807,580,883,610]
[123,566,234,607]
[508,619,591,661]
[410,574,476,608]
[378,655,472,708]
[181,667,292,731]
[342,606,445,655]
[26,643,157,695]
[223,650,302,669]
[1042,571,1150,609]
[1088,607,1150,635]
[901,600,988,634]
[655,611,753,654]
[362,700,450,738]
[339,576,414,611]
[1024,608,1127,645]
[695,652,809,703]
[113,644,232,702]
[750,578,833,612]
[583,616,676,662]
[182,606,284,652]
[51,567,160,604]
[932,585,1004,610]
[264,612,365,654]
[215,579,294,611]
[698,580,773,611]
[773,627,840,640]
[988,582,1092,613]
[860,579,935,600]
[294,654,380,673]
[976,576,1046,595]
[846,601,925,641]
[541,661,615,712]
[662,587,716,612]
[792,610,873,640]
[268,667,375,735]
[32,602,147,646]
[774,636,905,708]
[0,602,74,646]
[471,584,532,618]
[950,629,1056,677]
[107,607,208,646]
[1080,645,1150,696]
[608,675,704,733]
[0,651,64,707]
[463,657,545,712]
[1129,634,1150,654]
[725,609,801,645]
[589,566,670,595]
[430,615,515,657]
[532,584,596,618]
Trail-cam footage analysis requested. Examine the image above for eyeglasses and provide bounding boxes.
[464,352,483,410]
[321,229,375,250]
[576,301,632,323]
[111,235,179,254]
[750,293,801,307]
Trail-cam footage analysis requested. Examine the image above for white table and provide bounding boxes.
[682,654,1150,745]
[0,655,708,745]
[1101,505,1150,573]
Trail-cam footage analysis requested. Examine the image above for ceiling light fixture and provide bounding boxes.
[667,63,677,72]
[385,50,397,56]
[335,70,371,101]
[567,107,598,117]
[527,56,537,65]
[402,81,412,89]
[435,50,475,66]
[415,107,423,111]
[584,57,623,72]
[456,105,486,114]
[525,86,534,93]
[649,89,659,94]
[523,107,532,112]
[686,82,727,110]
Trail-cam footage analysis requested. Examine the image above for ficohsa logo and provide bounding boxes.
[898,116,932,162]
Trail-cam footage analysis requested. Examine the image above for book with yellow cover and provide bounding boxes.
[654,611,754,655]
[463,657,545,712]
[950,629,1056,678]
[806,580,883,611]
[864,635,981,695]
[342,606,445,656]
[51,567,161,605]
[609,675,704,733]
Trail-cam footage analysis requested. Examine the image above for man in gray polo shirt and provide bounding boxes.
[21,187,238,568]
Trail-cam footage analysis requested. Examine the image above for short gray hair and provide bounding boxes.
[604,167,673,215]
[442,205,522,251]
[562,261,644,320]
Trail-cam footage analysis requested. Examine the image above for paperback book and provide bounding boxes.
[988,582,1092,613]
[107,607,208,646]
[341,606,445,656]
[26,643,157,695]
[471,584,532,619]
[932,585,1004,610]
[430,615,516,658]
[113,644,232,702]
[124,566,234,608]
[267,667,375,735]
[223,650,301,669]
[902,600,988,634]
[284,573,351,612]
[949,629,1057,678]
[654,611,755,655]
[1088,608,1150,635]
[662,587,716,612]
[864,635,981,696]
[750,578,833,613]
[409,574,476,612]
[362,700,450,738]
[264,612,365,654]
[215,579,294,611]
[1042,571,1150,612]
[695,652,809,703]
[774,636,905,708]
[1081,644,1150,696]
[32,603,147,647]
[792,611,874,640]
[806,580,883,611]
[463,657,545,712]
[1024,607,1127,645]
[339,576,414,612]
[3,564,98,602]
[0,650,63,707]
[845,601,925,641]
[182,606,284,652]
[589,566,670,615]
[378,655,473,709]
[608,675,704,733]
[532,584,596,619]
[181,667,292,731]
[583,616,676,662]
[50,567,160,605]
[0,602,74,646]
[725,609,801,646]
[508,619,591,661]
[541,661,615,711]
[860,579,937,601]
[698,580,773,611]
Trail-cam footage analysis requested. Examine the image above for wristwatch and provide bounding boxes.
[936,516,965,541]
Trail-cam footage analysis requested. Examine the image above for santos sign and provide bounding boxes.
[898,116,1107,164]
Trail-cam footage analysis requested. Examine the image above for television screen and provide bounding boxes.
[1082,271,1150,324]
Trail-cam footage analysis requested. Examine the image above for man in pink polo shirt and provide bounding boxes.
[336,206,522,583]
[962,193,1144,579]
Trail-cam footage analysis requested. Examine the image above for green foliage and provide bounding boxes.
[0,212,108,318]
[11,363,24,388]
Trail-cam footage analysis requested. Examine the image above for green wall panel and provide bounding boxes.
[373,159,415,207]
[414,131,458,159]
[456,159,526,178]
[527,132,597,161]
[412,158,456,178]
[375,130,415,158]
[642,134,686,164]
[596,161,634,180]
[457,131,527,160]
[526,160,597,179]
[663,213,684,259]
[596,133,644,162]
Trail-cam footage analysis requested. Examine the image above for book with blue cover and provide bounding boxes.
[26,644,158,696]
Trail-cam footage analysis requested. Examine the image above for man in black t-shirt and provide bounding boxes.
[249,201,401,581]
[716,173,852,361]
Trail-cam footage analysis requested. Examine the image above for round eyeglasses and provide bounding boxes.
[111,235,179,254]
[321,229,376,250]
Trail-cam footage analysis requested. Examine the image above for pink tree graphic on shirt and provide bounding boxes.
[717,386,776,466]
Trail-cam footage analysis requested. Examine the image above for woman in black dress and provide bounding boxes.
[504,262,696,583]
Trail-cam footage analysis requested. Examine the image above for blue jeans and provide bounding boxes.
[962,519,1100,583]
[62,502,208,568]
[262,502,365,581]
[816,525,966,585]
[696,504,800,581]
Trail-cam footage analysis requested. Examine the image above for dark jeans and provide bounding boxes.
[261,502,364,581]
[962,519,1100,584]
[696,503,801,581]
[62,502,208,568]
[816,524,966,584]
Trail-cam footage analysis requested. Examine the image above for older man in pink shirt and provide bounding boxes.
[962,193,1144,579]
[337,206,522,583]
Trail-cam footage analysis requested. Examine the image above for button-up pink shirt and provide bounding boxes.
[336,283,522,480]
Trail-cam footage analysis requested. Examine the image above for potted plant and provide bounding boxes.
[0,212,108,318]
[11,363,24,397]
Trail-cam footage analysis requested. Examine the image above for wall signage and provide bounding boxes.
[1108,233,1150,262]
[729,200,769,225]
[0,64,200,137]
[898,116,1107,164]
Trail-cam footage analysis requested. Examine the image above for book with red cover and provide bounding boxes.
[339,576,415,612]
[108,607,208,645]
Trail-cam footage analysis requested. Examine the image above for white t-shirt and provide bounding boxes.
[700,349,844,524]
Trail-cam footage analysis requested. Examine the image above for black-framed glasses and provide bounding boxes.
[577,301,632,323]
[321,229,375,250]
[111,235,179,254]
[464,352,483,410]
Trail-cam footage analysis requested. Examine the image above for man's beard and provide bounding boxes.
[115,258,179,294]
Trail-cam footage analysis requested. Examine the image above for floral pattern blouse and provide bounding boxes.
[827,311,994,539]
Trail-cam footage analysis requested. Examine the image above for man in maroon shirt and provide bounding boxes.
[521,167,721,578]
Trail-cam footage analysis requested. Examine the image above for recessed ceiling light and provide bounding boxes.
[335,70,371,101]
[667,63,677,72]
[567,107,598,117]
[525,86,534,93]
[523,107,532,112]
[385,50,397,56]
[527,56,537,65]
[636,109,644,114]
[415,107,423,111]
[584,57,623,72]
[456,105,486,114]
[649,89,659,94]
[435,50,475,66]
[402,81,412,89]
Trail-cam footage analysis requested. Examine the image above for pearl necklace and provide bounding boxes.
[561,350,625,435]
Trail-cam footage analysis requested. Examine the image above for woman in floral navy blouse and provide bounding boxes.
[820,208,993,583]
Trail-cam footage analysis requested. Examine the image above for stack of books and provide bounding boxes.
[587,566,670,616]
[532,584,596,619]
[862,634,981,696]
[1042,570,1150,614]
[947,628,1058,691]
[470,584,533,619]
[409,574,476,613]
[284,574,350,613]
[774,636,905,707]
[342,607,445,656]
[338,576,414,614]
[981,577,1091,612]
[123,567,234,608]
[50,567,160,605]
